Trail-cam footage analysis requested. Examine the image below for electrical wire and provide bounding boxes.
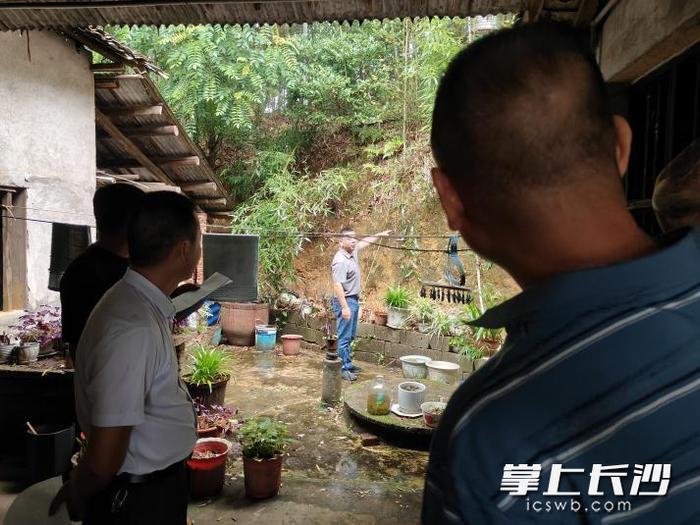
[3,203,462,240]
[2,214,472,253]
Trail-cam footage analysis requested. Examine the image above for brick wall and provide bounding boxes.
[193,212,207,284]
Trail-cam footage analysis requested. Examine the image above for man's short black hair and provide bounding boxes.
[93,183,144,236]
[127,191,198,267]
[431,21,615,200]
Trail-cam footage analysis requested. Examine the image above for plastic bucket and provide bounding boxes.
[426,361,460,384]
[255,325,277,352]
[26,423,75,484]
[187,438,231,499]
[399,355,432,379]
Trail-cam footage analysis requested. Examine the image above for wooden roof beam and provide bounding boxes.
[91,62,125,74]
[98,125,179,139]
[105,173,141,181]
[95,79,119,90]
[158,156,200,168]
[101,105,163,118]
[194,197,228,208]
[100,156,201,170]
[180,181,218,194]
[95,108,174,186]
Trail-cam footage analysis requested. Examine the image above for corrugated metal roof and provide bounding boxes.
[0,1,531,30]
[68,26,165,75]
[95,73,232,212]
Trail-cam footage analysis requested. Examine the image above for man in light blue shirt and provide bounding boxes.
[423,21,700,524]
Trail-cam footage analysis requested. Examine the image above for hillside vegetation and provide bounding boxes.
[113,17,520,312]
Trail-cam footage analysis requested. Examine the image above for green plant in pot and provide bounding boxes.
[385,285,412,329]
[409,298,438,333]
[184,345,231,408]
[239,417,291,499]
[0,332,16,364]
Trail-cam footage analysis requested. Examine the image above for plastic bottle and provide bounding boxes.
[367,375,390,415]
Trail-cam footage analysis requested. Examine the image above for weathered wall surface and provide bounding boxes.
[598,0,700,82]
[0,31,95,309]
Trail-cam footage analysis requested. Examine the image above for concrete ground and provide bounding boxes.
[189,344,428,524]
[0,343,429,524]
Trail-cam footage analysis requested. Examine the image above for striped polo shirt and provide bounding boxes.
[422,228,700,524]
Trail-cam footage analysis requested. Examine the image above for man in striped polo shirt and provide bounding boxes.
[423,21,700,524]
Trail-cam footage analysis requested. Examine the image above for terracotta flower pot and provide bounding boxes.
[280,334,302,356]
[185,374,230,408]
[243,455,283,499]
[373,311,388,326]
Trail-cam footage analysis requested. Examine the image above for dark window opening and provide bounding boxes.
[625,41,700,236]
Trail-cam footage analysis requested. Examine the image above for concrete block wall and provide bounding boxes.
[276,310,488,376]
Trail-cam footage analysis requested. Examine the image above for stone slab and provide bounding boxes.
[355,338,386,355]
[429,335,450,352]
[344,376,457,437]
[399,330,431,349]
[356,323,375,338]
[372,325,401,343]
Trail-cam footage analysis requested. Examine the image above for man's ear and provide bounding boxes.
[432,167,466,232]
[613,115,632,177]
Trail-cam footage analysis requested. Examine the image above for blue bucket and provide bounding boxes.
[255,325,277,352]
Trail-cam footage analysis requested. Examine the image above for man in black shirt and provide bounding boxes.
[60,184,144,364]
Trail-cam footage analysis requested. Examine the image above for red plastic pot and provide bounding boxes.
[187,438,231,500]
[281,334,302,356]
[243,455,283,499]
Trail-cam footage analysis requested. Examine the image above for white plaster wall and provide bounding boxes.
[0,31,95,309]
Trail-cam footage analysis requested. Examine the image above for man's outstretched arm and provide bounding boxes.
[356,229,392,251]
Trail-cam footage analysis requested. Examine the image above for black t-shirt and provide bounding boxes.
[59,244,129,346]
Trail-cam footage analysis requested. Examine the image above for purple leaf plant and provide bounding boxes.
[10,305,62,345]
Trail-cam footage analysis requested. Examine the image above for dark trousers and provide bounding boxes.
[83,460,189,525]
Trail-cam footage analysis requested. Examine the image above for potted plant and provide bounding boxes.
[0,332,16,364]
[373,310,388,326]
[11,306,62,363]
[280,334,303,356]
[187,437,232,499]
[195,402,240,438]
[183,345,231,408]
[239,417,291,499]
[385,285,412,329]
[17,331,41,364]
[410,298,438,333]
[421,401,447,428]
